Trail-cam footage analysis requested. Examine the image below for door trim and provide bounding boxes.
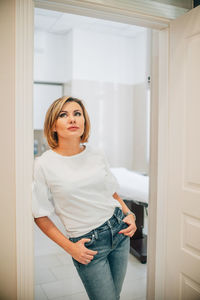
[34,0,169,29]
[154,28,169,300]
[16,0,169,299]
[16,1,34,300]
[34,0,189,28]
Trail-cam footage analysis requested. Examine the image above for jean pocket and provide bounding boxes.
[84,233,96,247]
[69,233,96,247]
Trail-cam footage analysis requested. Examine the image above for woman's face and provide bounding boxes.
[53,101,85,142]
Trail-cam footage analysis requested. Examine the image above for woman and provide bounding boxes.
[32,96,137,300]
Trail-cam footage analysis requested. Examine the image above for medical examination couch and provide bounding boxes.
[110,168,149,264]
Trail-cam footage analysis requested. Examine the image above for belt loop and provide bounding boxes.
[93,229,98,240]
[107,220,114,248]
[107,219,112,229]
[114,215,120,224]
[114,206,118,216]
[113,210,121,224]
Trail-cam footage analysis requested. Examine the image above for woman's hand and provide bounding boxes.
[70,238,98,265]
[118,215,137,237]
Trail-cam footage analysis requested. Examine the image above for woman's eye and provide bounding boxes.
[59,113,67,118]
[59,112,81,118]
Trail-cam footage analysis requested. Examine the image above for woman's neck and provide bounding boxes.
[54,140,85,156]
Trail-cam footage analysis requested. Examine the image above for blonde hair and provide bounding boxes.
[44,96,90,149]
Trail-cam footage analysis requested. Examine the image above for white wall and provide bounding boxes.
[34,30,72,82]
[34,28,138,85]
[132,30,150,172]
[133,30,148,84]
[72,28,135,84]
[34,83,63,129]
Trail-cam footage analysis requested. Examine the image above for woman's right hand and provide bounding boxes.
[70,238,98,265]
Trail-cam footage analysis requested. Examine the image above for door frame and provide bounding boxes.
[16,1,170,299]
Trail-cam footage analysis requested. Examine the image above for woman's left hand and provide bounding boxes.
[118,214,137,237]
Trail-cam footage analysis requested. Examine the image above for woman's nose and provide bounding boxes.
[68,114,76,122]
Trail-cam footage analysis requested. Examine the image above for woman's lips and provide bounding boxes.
[68,127,79,130]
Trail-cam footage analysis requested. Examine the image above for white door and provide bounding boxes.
[164,5,200,300]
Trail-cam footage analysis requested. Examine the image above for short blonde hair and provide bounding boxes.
[44,96,91,149]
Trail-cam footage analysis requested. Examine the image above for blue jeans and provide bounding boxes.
[69,207,130,300]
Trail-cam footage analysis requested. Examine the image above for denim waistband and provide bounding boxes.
[99,206,124,229]
[94,206,124,231]
[69,206,124,241]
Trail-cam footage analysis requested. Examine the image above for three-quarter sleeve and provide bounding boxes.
[100,149,120,195]
[32,158,55,218]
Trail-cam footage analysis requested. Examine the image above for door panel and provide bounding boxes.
[165,5,200,300]
[184,33,200,186]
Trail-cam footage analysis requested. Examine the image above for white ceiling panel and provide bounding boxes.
[34,8,146,38]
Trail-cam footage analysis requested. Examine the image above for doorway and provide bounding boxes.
[33,7,150,299]
[15,1,170,300]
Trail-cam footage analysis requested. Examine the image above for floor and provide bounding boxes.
[34,213,147,300]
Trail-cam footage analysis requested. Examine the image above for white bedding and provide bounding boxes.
[110,167,149,204]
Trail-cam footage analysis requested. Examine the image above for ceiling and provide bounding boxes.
[34,8,146,38]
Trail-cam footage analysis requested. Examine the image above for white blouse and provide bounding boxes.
[32,144,121,238]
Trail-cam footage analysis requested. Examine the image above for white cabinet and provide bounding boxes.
[33,83,63,130]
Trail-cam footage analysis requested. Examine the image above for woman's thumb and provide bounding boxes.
[81,238,91,243]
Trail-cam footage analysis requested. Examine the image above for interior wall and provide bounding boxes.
[34,30,72,82]
[0,1,17,299]
[132,83,148,173]
[72,28,135,84]
[132,30,150,174]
